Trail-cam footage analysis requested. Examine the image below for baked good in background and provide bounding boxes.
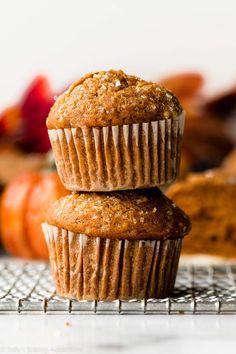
[47,70,185,191]
[204,86,236,120]
[221,149,236,175]
[159,72,205,102]
[166,170,236,258]
[202,86,236,147]
[159,72,235,173]
[182,114,234,171]
[0,143,47,186]
[42,188,190,300]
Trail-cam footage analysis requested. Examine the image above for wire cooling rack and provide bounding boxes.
[0,261,236,314]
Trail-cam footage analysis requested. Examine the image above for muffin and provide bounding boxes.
[221,149,236,175]
[166,170,236,258]
[204,86,236,120]
[159,72,204,100]
[47,70,184,191]
[182,114,234,171]
[42,188,190,300]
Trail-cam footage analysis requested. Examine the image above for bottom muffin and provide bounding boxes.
[42,189,190,300]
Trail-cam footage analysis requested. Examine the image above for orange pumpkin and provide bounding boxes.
[0,171,68,259]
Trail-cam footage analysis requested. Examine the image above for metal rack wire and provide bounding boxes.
[0,261,236,314]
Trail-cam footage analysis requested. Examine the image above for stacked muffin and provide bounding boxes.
[42,70,190,300]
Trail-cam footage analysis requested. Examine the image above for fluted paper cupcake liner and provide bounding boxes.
[42,223,182,301]
[48,113,185,191]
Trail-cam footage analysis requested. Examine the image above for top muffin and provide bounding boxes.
[47,70,183,129]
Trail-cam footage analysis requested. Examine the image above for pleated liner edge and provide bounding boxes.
[42,223,183,301]
[48,113,185,191]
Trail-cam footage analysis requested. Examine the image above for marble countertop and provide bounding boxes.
[0,314,235,354]
[0,256,235,353]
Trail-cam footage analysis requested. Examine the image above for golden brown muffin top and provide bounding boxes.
[45,189,190,240]
[47,70,183,129]
[193,170,236,183]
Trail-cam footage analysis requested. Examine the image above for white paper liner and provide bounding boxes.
[48,113,185,191]
[42,223,183,300]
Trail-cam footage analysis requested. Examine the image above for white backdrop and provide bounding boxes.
[1,0,236,106]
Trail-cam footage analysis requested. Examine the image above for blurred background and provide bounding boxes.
[1,0,236,104]
[0,0,236,260]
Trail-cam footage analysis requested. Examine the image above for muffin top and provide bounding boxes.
[167,169,236,193]
[45,189,190,240]
[167,170,236,216]
[47,70,183,129]
[166,170,236,258]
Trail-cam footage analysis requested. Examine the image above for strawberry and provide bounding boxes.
[20,76,54,153]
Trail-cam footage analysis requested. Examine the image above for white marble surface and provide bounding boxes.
[0,315,235,354]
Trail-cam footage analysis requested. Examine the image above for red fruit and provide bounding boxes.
[20,76,54,153]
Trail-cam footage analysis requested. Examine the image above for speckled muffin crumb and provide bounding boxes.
[45,188,190,240]
[47,70,183,128]
[166,170,236,258]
